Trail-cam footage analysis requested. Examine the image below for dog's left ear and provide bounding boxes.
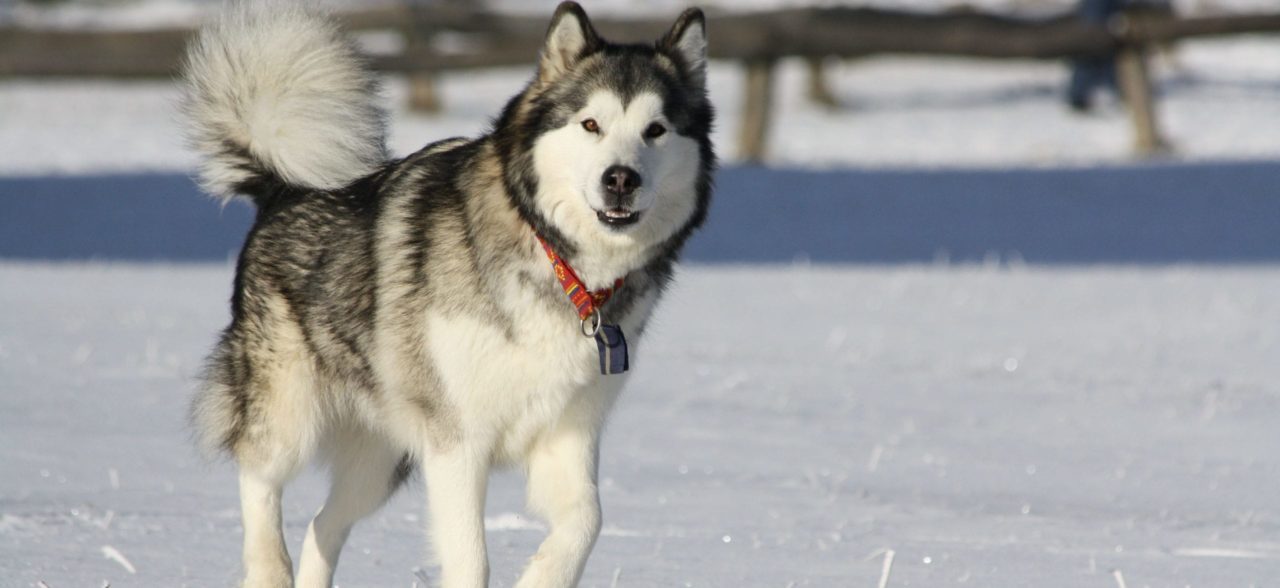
[539,2,601,83]
[659,8,707,89]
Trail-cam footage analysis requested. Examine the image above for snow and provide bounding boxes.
[3,1,1280,586]
[3,262,1279,586]
[6,162,1280,264]
[2,39,1280,175]
[6,0,1278,29]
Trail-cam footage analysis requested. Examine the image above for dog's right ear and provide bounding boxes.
[539,2,601,83]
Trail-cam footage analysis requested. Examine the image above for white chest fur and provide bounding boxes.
[423,269,650,463]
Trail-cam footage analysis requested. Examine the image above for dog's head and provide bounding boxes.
[495,2,715,272]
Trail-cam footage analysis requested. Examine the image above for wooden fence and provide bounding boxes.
[3,5,1280,160]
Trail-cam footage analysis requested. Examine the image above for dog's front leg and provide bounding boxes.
[424,447,491,588]
[515,424,602,588]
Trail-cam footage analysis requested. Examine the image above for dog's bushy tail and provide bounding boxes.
[180,1,386,205]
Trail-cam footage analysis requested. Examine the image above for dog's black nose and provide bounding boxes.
[602,165,642,198]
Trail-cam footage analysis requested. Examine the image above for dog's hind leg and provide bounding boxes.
[236,390,319,588]
[239,465,296,588]
[232,338,324,587]
[296,429,409,588]
[515,421,602,588]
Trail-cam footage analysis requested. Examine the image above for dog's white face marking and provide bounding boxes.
[531,89,701,278]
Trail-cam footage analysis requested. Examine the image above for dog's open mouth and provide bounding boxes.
[596,208,641,227]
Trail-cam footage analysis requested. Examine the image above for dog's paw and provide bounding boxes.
[241,565,294,588]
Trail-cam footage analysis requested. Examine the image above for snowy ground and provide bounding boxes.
[3,2,1280,586]
[6,163,1280,264]
[4,0,1280,173]
[2,263,1279,587]
[6,0,1279,28]
[2,37,1280,174]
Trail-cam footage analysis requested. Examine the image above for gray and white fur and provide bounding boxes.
[182,1,713,587]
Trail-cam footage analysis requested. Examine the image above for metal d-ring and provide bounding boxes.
[580,308,602,337]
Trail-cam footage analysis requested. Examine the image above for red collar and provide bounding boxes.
[535,235,623,324]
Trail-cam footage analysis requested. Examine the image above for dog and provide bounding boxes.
[181,1,714,586]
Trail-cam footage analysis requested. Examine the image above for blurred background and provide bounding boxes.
[2,1,1280,586]
[3,0,1280,261]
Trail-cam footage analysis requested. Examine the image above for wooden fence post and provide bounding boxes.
[405,21,442,113]
[806,57,839,108]
[408,73,442,112]
[738,58,776,163]
[1116,44,1167,156]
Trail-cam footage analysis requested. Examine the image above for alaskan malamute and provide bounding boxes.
[181,1,713,586]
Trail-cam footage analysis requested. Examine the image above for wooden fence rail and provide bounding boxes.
[3,5,1280,160]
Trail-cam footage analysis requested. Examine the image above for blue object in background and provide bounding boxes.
[2,163,1279,264]
[1067,0,1124,111]
[0,174,254,262]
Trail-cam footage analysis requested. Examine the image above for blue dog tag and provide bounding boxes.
[595,324,629,375]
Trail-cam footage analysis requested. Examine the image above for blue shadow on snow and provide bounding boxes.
[0,162,1277,264]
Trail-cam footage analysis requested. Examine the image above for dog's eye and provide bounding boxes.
[581,119,600,134]
[644,123,667,139]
